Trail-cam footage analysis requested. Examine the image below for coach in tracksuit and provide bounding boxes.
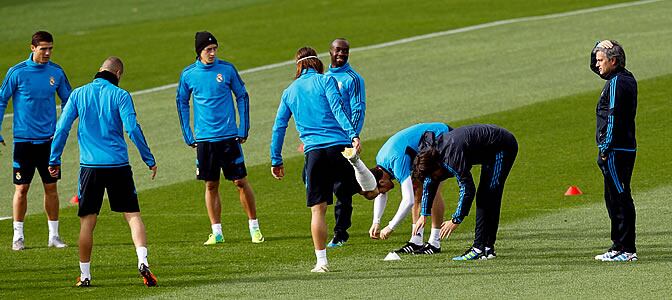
[0,31,71,251]
[590,40,638,262]
[369,122,451,255]
[324,38,366,247]
[413,124,517,261]
[49,57,158,287]
[270,47,361,273]
[176,31,264,245]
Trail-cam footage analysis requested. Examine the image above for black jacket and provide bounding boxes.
[590,51,637,154]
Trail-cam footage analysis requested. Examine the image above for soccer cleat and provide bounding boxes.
[139,263,158,287]
[394,242,424,254]
[327,238,346,248]
[75,277,91,287]
[452,247,484,261]
[594,250,618,261]
[310,264,330,273]
[12,238,24,251]
[48,236,68,248]
[412,243,441,255]
[341,147,359,164]
[203,233,224,245]
[250,228,265,243]
[600,251,638,262]
[483,247,497,260]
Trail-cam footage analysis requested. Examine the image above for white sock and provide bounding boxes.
[248,219,259,231]
[13,221,24,241]
[315,249,328,266]
[211,224,222,236]
[409,224,423,245]
[48,220,59,238]
[428,228,441,248]
[136,247,149,269]
[350,158,377,191]
[80,261,91,280]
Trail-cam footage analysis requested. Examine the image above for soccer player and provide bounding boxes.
[176,31,264,245]
[413,124,517,260]
[49,57,158,287]
[368,123,451,255]
[590,40,638,262]
[324,38,366,248]
[0,31,71,251]
[270,47,364,272]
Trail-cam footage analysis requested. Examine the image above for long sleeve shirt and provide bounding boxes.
[270,68,357,167]
[0,53,71,143]
[326,63,366,135]
[176,58,250,146]
[50,74,155,168]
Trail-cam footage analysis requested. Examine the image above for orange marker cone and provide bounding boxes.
[564,185,583,196]
[70,195,79,204]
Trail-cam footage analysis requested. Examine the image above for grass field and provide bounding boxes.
[1,0,672,298]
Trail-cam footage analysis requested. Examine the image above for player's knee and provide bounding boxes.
[15,185,29,197]
[232,179,247,189]
[205,181,219,191]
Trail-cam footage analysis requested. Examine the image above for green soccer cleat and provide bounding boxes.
[452,247,485,261]
[250,228,265,244]
[203,233,224,245]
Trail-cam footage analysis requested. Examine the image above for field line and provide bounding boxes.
[1,0,659,121]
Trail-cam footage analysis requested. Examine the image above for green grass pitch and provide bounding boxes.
[1,0,671,298]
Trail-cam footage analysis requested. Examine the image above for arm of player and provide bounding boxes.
[349,76,366,136]
[49,93,79,168]
[56,71,73,110]
[270,92,291,169]
[176,75,196,146]
[0,68,19,144]
[370,192,387,239]
[118,93,156,169]
[450,170,476,224]
[230,67,250,141]
[386,177,415,231]
[324,76,357,142]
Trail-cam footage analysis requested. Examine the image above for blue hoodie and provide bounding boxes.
[326,62,365,135]
[0,53,71,143]
[270,68,357,166]
[176,58,249,146]
[50,74,155,168]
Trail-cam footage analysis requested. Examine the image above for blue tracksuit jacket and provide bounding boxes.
[326,63,365,135]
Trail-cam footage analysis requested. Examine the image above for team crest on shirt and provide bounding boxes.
[15,172,21,180]
[337,81,343,90]
[216,73,223,83]
[49,76,55,86]
[196,168,200,176]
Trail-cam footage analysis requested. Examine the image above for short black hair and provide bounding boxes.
[370,166,385,182]
[596,40,626,68]
[32,31,53,46]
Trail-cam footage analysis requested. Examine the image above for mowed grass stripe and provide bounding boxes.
[3,0,670,217]
[0,72,669,299]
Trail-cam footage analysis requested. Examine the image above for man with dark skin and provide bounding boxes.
[325,38,366,247]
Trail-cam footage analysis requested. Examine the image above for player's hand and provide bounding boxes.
[440,220,460,239]
[597,40,613,49]
[413,216,426,235]
[271,165,285,180]
[297,143,304,153]
[150,165,158,180]
[369,223,380,239]
[48,165,60,178]
[0,139,5,146]
[237,137,247,144]
[352,137,361,153]
[380,226,394,240]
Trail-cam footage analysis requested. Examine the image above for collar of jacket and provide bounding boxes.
[196,58,218,69]
[299,68,318,77]
[94,70,119,86]
[328,62,351,73]
[26,53,47,69]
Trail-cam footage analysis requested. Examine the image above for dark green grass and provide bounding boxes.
[0,0,629,92]
[1,73,670,298]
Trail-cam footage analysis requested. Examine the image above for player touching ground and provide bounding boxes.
[49,57,158,287]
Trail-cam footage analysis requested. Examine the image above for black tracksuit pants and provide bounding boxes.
[597,150,636,253]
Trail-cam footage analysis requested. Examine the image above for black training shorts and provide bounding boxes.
[13,141,59,185]
[196,138,247,181]
[77,166,139,217]
[303,145,359,207]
